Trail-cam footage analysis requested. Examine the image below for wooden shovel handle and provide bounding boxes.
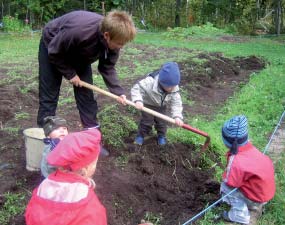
[80,81,211,151]
[80,81,175,124]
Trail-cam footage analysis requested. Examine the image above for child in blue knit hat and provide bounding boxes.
[220,115,275,224]
[131,62,184,146]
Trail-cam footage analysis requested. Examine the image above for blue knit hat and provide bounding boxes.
[158,62,181,87]
[222,115,248,154]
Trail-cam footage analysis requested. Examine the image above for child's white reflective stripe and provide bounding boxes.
[37,178,88,203]
[224,155,235,182]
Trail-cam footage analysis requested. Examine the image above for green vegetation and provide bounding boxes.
[15,112,30,120]
[162,23,231,40]
[114,153,129,168]
[98,105,137,148]
[2,15,31,33]
[3,0,283,35]
[143,211,163,225]
[3,127,20,136]
[0,192,26,224]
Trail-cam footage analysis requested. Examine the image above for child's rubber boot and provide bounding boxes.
[222,211,232,222]
[157,135,167,146]
[134,135,144,145]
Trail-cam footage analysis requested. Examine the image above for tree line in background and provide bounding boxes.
[0,0,284,35]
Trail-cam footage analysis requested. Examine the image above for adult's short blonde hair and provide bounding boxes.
[101,10,136,44]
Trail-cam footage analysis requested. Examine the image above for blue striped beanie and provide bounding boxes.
[222,115,248,154]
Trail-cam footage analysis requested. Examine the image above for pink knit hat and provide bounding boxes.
[47,129,101,171]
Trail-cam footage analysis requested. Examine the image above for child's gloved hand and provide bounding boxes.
[117,94,127,105]
[135,101,144,109]
[175,118,183,126]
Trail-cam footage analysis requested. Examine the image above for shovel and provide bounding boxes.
[80,81,210,153]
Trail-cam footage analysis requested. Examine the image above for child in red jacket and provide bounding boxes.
[220,115,275,224]
[25,128,107,225]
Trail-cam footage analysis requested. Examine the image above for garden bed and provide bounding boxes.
[0,44,265,225]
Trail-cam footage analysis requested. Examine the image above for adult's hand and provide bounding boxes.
[117,94,127,105]
[69,75,81,87]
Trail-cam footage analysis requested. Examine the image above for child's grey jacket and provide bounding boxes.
[131,75,183,119]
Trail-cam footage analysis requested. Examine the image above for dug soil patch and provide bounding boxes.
[0,45,265,225]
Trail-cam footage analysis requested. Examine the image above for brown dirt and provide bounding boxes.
[0,44,266,225]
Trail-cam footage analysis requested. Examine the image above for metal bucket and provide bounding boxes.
[23,128,45,171]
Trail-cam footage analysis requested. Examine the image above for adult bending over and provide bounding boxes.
[37,10,136,128]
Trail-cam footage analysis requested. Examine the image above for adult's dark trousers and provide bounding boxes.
[138,104,167,137]
[37,38,98,128]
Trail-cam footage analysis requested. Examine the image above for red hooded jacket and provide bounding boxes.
[25,170,107,225]
[222,142,275,202]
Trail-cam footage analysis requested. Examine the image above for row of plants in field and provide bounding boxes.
[162,22,233,40]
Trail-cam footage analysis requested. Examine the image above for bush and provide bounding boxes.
[162,22,231,40]
[234,18,254,35]
[2,15,31,33]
